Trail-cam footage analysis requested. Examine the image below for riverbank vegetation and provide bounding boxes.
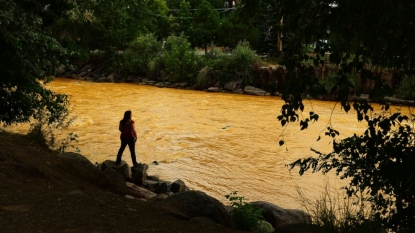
[1,0,415,232]
[296,183,385,233]
[225,191,266,233]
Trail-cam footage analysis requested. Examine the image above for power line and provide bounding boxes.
[149,6,236,19]
[168,7,236,12]
[165,7,236,18]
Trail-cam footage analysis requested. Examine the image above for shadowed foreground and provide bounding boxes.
[0,132,246,233]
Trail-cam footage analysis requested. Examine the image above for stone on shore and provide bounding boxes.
[207,87,221,92]
[131,163,149,186]
[126,182,157,200]
[243,86,270,96]
[162,190,234,228]
[250,201,312,229]
[171,179,188,193]
[58,153,128,195]
[101,160,131,180]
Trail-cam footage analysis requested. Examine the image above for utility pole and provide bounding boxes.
[277,16,283,52]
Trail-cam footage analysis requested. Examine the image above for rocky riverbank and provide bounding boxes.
[0,132,318,233]
[95,158,312,232]
[54,57,287,97]
[55,58,415,106]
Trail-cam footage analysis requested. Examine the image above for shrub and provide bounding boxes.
[296,183,385,233]
[158,34,201,83]
[204,41,262,87]
[225,191,264,233]
[27,106,79,154]
[232,41,261,68]
[318,71,341,94]
[396,74,415,99]
[196,66,214,88]
[122,34,162,76]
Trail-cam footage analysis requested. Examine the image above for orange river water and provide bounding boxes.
[5,78,414,209]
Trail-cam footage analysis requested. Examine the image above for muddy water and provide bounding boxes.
[6,78,412,209]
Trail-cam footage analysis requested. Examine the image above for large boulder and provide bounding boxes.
[175,82,188,88]
[57,153,127,195]
[102,166,128,195]
[207,87,221,92]
[101,160,131,180]
[155,82,167,88]
[55,65,66,76]
[144,179,158,192]
[155,181,171,194]
[170,179,188,193]
[106,74,115,82]
[57,152,108,187]
[243,86,270,96]
[162,190,234,228]
[59,152,92,164]
[126,182,157,200]
[131,163,149,186]
[250,201,312,229]
[223,81,239,91]
[148,194,169,202]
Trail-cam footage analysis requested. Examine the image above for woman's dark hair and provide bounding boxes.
[120,110,132,126]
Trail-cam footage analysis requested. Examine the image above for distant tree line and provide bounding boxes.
[0,0,268,126]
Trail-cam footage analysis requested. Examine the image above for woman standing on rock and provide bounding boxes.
[116,110,139,167]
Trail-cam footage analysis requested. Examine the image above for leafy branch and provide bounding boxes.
[288,112,415,231]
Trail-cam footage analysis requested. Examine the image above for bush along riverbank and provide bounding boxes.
[56,34,414,106]
[56,61,284,97]
[56,56,415,106]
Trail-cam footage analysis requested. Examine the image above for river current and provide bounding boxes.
[7,78,412,209]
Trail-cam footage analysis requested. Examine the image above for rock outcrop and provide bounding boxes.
[56,152,315,232]
[243,85,270,96]
[250,201,312,229]
[170,179,189,193]
[162,190,234,228]
[101,160,131,180]
[57,152,128,195]
[131,163,149,186]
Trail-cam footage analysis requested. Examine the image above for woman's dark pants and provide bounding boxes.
[116,138,137,165]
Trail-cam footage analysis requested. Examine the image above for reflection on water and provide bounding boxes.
[5,78,413,209]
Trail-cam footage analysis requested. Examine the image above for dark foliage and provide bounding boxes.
[289,111,415,231]
[0,0,69,125]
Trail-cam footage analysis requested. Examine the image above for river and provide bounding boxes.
[6,78,412,209]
